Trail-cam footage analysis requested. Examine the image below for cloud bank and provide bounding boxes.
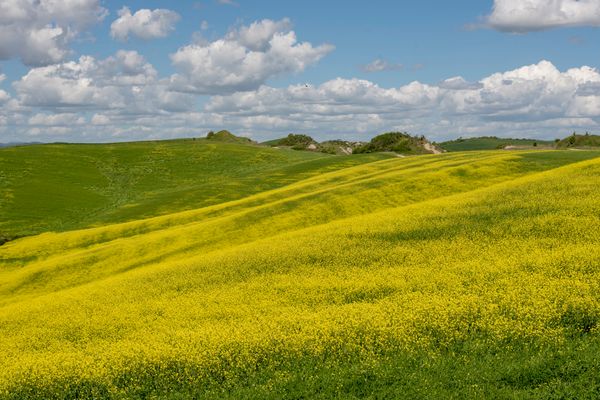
[487,0,600,32]
[4,55,600,142]
[1,9,600,143]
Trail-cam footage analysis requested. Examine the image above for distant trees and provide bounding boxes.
[354,132,423,154]
[278,134,317,150]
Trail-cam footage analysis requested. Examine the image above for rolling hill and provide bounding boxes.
[205,130,254,144]
[262,133,319,150]
[1,148,600,398]
[556,133,600,149]
[0,139,390,240]
[438,136,555,152]
[264,132,441,155]
[353,132,442,154]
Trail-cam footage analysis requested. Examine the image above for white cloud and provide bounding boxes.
[14,56,104,107]
[29,113,85,126]
[438,77,483,90]
[487,0,600,32]
[12,51,193,114]
[205,60,600,140]
[0,89,9,104]
[361,59,403,73]
[206,78,440,117]
[4,59,600,143]
[91,114,110,125]
[110,7,181,41]
[169,18,334,94]
[101,50,158,86]
[227,18,292,51]
[0,0,107,66]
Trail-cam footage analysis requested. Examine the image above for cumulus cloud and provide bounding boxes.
[0,0,107,66]
[207,78,439,118]
[4,59,600,143]
[110,7,181,41]
[29,113,85,126]
[91,114,110,125]
[0,89,9,104]
[486,0,600,32]
[12,50,193,114]
[361,59,403,73]
[205,60,600,140]
[169,18,334,94]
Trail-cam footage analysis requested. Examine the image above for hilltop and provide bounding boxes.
[262,133,319,150]
[265,131,441,155]
[556,132,600,149]
[354,132,442,154]
[205,130,254,144]
[263,134,364,155]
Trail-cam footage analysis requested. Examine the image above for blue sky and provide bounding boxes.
[1,0,600,142]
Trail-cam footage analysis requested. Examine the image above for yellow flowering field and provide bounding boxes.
[1,150,599,398]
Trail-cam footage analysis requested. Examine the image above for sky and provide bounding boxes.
[1,0,600,143]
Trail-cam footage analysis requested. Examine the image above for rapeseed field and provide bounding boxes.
[0,149,599,398]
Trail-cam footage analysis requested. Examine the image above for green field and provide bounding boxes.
[1,143,600,398]
[556,133,600,149]
[439,136,555,152]
[0,140,389,240]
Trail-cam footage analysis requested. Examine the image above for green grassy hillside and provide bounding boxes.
[262,134,318,150]
[205,130,254,144]
[1,149,599,398]
[556,133,600,149]
[439,136,554,151]
[0,139,389,240]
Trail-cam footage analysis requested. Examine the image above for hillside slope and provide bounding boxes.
[439,136,554,151]
[556,133,600,149]
[0,139,390,239]
[1,150,599,398]
[205,130,254,144]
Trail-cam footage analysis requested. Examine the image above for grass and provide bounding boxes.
[0,139,389,239]
[439,136,555,152]
[556,133,600,149]
[0,146,599,398]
